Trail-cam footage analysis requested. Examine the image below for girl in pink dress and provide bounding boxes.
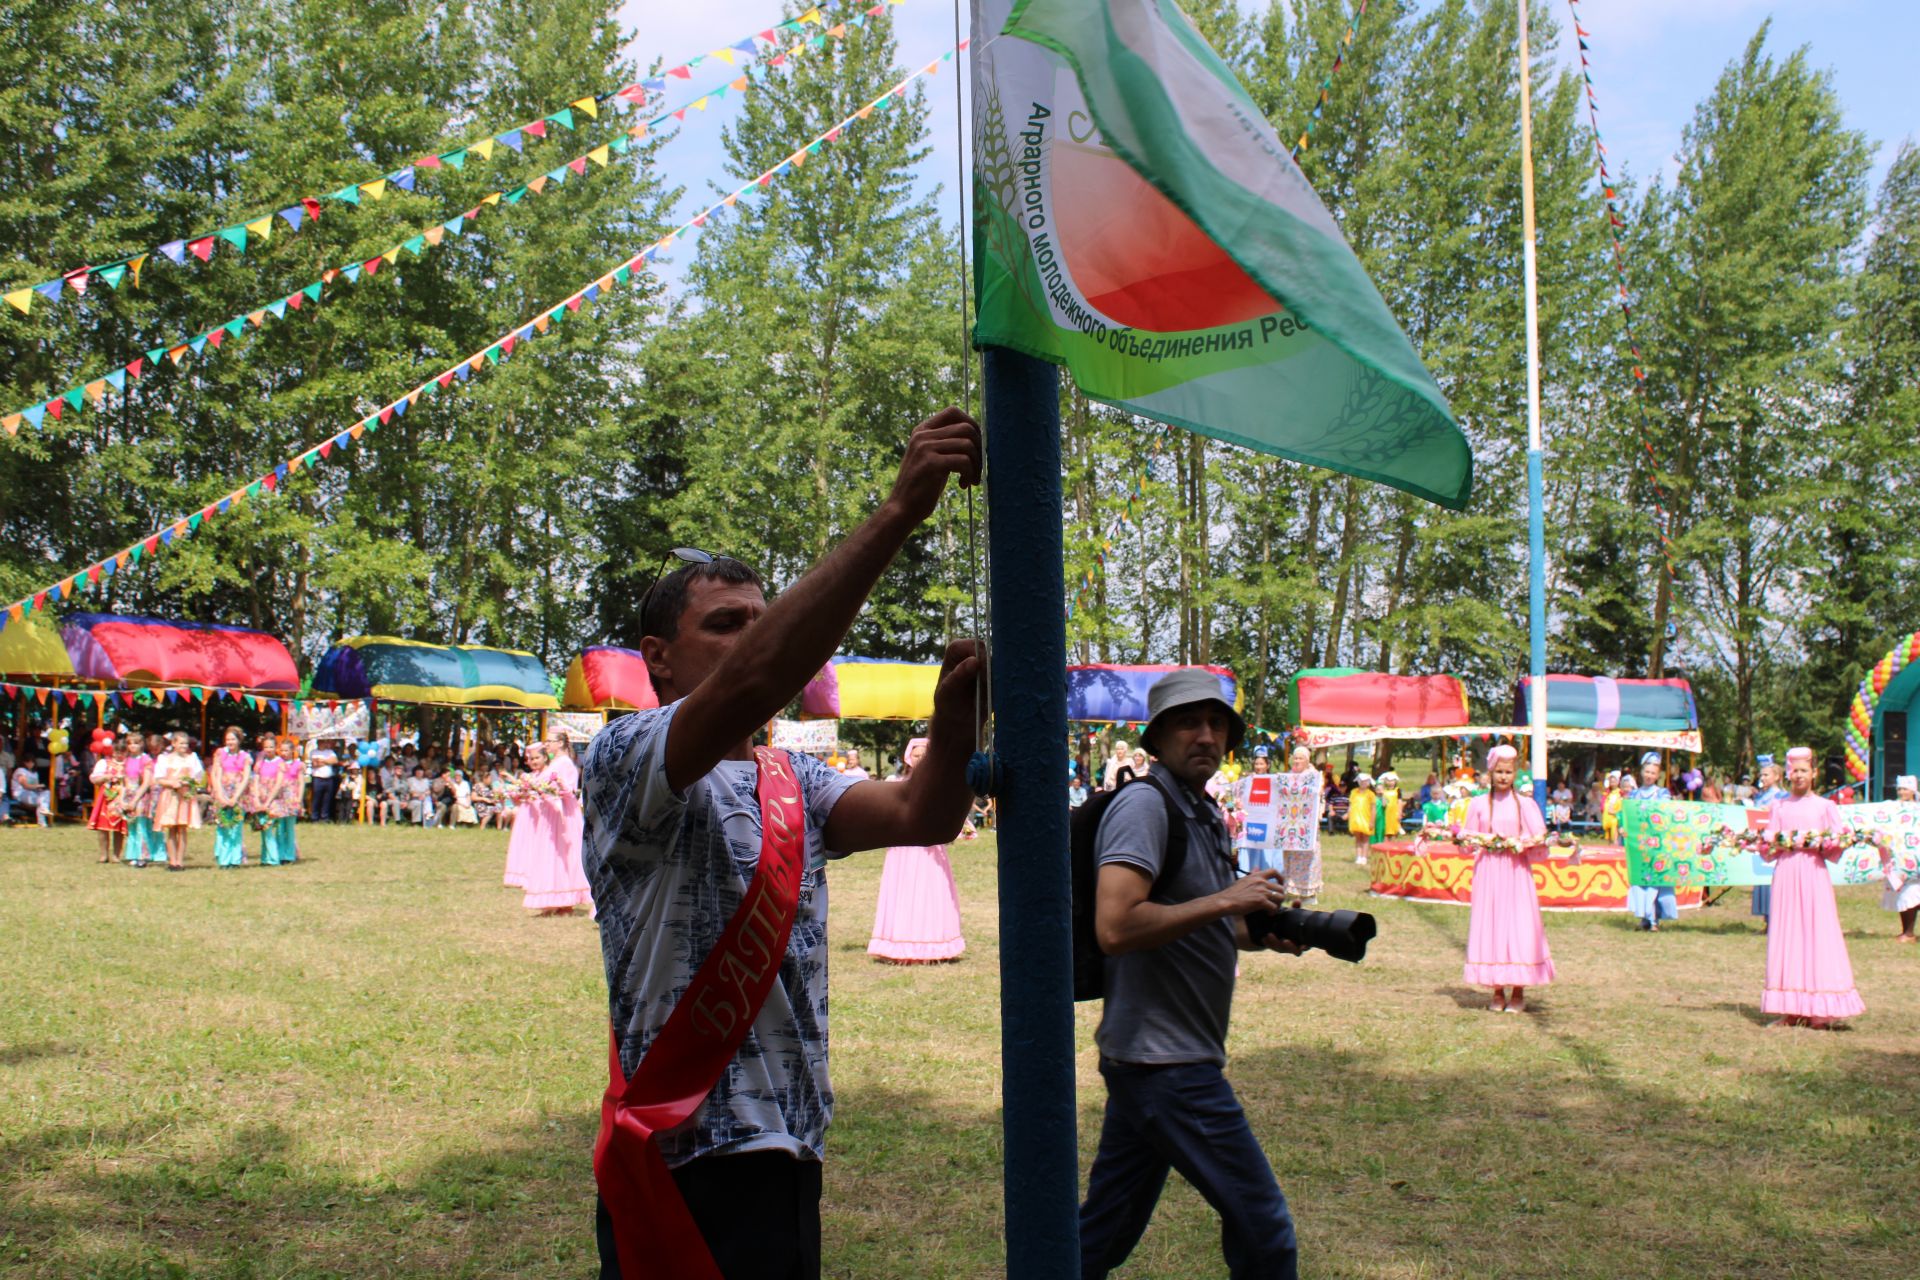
[868,738,966,963]
[1760,747,1864,1029]
[152,732,205,871]
[1459,744,1558,1013]
[502,747,535,888]
[512,742,591,915]
[544,731,587,875]
[121,738,158,867]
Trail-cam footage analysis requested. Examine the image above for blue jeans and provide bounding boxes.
[1081,1059,1297,1280]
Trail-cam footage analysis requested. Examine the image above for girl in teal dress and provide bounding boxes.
[252,733,286,865]
[272,736,303,862]
[119,733,154,866]
[141,733,171,864]
[209,726,253,868]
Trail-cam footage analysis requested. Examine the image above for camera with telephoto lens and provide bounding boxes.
[1245,907,1377,962]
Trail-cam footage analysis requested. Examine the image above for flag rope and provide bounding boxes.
[0,43,966,630]
[950,0,990,757]
[2,7,902,439]
[1565,0,1677,579]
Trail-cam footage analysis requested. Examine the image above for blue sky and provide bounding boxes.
[611,0,1914,273]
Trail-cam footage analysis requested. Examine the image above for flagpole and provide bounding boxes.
[982,344,1081,1277]
[1517,0,1549,808]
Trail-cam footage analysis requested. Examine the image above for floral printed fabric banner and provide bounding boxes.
[1623,798,1920,887]
[1272,771,1322,852]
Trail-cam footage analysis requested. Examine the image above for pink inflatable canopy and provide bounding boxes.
[62,612,299,691]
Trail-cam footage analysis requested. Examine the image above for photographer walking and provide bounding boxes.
[1080,668,1300,1280]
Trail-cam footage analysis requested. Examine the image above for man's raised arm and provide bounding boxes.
[664,408,981,794]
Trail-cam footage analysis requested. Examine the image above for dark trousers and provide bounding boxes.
[311,775,338,822]
[1080,1058,1297,1280]
[596,1150,822,1280]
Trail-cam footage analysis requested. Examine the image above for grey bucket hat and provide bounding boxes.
[1140,668,1246,756]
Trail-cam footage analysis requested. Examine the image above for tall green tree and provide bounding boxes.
[620,3,966,662]
[1637,25,1870,763]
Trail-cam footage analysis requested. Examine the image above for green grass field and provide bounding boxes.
[1,822,1915,1278]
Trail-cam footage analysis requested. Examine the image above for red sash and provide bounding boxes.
[593,746,808,1280]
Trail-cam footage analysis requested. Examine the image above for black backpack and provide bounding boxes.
[1070,775,1190,1001]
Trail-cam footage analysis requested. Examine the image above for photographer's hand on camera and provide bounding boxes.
[1215,868,1285,918]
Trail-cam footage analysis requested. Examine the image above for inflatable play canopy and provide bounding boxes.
[1287,669,1469,728]
[1066,663,1239,725]
[312,636,557,710]
[800,659,1240,724]
[62,613,298,691]
[1513,675,1696,733]
[563,646,660,712]
[801,657,941,720]
[0,614,77,680]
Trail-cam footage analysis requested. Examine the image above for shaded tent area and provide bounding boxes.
[2,613,304,818]
[561,646,659,714]
[311,636,559,770]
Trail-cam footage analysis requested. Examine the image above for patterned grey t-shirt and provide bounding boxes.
[581,702,860,1167]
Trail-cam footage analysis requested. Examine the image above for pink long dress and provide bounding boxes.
[1761,793,1864,1019]
[868,778,965,962]
[515,766,591,911]
[1461,790,1556,987]
[502,767,533,887]
[549,751,585,859]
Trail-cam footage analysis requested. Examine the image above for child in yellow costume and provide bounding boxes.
[1377,771,1404,840]
[1602,772,1625,844]
[1348,772,1377,865]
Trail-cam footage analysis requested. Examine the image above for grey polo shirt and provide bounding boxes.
[1093,762,1241,1066]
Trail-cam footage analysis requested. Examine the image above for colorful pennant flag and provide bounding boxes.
[0,0,906,311]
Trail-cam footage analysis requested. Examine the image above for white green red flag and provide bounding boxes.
[970,0,1472,509]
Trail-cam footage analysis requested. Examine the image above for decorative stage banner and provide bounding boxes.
[288,700,372,742]
[546,710,607,742]
[1836,801,1920,885]
[1273,770,1321,852]
[1622,798,1920,887]
[772,718,839,753]
[1369,840,1703,912]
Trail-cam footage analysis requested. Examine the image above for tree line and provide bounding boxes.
[2,0,1914,771]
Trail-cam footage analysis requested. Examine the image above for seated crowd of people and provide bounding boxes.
[0,720,569,832]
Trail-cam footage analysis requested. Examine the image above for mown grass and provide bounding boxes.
[1,821,1915,1278]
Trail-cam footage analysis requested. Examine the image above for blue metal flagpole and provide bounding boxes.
[1518,0,1549,809]
[982,344,1081,1277]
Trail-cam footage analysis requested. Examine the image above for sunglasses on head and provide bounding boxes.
[640,546,739,636]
